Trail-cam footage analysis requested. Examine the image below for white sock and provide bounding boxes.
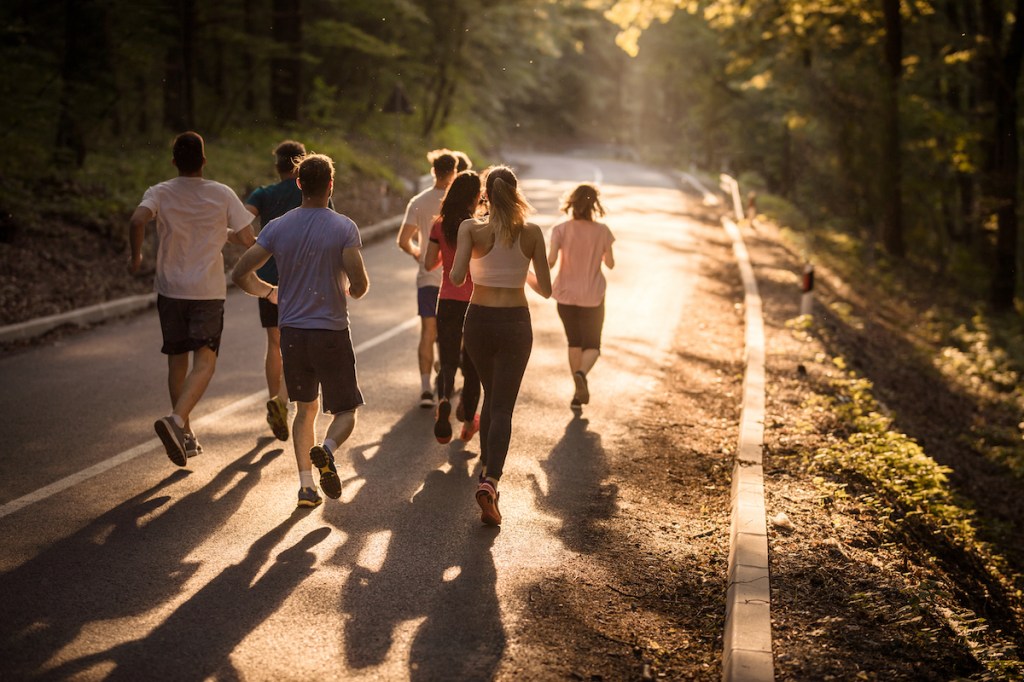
[421,373,432,392]
[299,470,315,488]
[323,438,338,454]
[169,414,184,429]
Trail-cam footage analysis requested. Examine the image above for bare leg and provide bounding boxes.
[292,399,318,472]
[168,347,217,429]
[325,409,357,450]
[579,348,601,375]
[265,327,284,400]
[567,347,582,374]
[419,317,438,377]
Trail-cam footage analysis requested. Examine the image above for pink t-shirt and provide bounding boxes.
[549,219,615,307]
[429,218,473,302]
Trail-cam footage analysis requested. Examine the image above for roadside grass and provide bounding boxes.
[0,128,406,245]
[753,195,1024,677]
[801,357,1024,678]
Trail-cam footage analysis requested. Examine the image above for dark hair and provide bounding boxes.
[273,140,306,174]
[439,171,481,245]
[453,150,472,172]
[298,153,334,198]
[172,131,205,174]
[428,148,457,177]
[561,183,604,221]
[484,165,531,247]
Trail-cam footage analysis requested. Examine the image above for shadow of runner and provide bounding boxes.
[43,515,331,681]
[340,442,504,677]
[0,436,281,678]
[529,414,618,553]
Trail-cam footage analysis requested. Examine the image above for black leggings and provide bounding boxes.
[462,304,533,481]
[436,298,480,419]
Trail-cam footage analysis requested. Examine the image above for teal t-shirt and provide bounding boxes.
[245,179,303,284]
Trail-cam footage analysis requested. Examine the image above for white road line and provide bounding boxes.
[0,315,420,521]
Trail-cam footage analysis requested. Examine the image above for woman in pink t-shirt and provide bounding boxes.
[548,183,616,410]
[424,171,482,444]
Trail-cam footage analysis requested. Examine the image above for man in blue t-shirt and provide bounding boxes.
[245,140,305,442]
[232,153,370,508]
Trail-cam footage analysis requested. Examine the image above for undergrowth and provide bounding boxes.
[805,358,1024,679]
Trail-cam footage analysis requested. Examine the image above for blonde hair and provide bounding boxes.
[484,166,532,247]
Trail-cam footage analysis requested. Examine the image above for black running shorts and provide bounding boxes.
[157,295,224,355]
[280,327,365,414]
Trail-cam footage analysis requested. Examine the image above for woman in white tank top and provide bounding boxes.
[450,166,552,526]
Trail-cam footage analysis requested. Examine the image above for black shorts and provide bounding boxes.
[556,300,605,350]
[258,297,278,328]
[280,327,365,414]
[157,295,224,355]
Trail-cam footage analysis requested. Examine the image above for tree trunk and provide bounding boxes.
[270,0,302,124]
[54,0,111,167]
[880,0,904,257]
[163,0,196,131]
[981,0,1024,310]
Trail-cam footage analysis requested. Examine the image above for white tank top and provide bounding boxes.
[470,232,530,288]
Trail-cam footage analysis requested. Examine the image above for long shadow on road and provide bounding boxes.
[0,436,281,679]
[529,414,617,553]
[331,408,505,679]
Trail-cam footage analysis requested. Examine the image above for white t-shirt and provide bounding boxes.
[402,186,445,288]
[139,176,254,300]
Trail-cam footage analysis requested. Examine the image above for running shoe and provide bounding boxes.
[460,414,480,442]
[419,390,436,408]
[573,371,590,405]
[309,444,342,499]
[476,480,502,526]
[434,399,453,444]
[183,432,203,458]
[297,486,323,508]
[570,398,582,411]
[266,397,290,441]
[154,416,187,467]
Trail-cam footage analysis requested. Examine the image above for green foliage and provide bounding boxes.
[807,365,1024,678]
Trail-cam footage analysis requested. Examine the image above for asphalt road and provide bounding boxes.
[0,152,704,680]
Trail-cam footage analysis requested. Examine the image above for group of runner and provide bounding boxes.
[129,133,615,526]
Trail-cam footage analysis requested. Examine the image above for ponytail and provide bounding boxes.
[485,166,532,247]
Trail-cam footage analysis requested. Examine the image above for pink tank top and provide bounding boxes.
[470,231,530,288]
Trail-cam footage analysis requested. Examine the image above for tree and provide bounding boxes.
[980,0,1024,310]
[270,0,303,124]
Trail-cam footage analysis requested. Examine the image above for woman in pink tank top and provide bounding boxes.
[450,166,552,526]
[548,183,616,410]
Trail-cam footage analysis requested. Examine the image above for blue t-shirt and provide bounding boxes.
[257,207,362,331]
[245,179,302,284]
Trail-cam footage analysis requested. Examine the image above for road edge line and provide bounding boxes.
[722,216,774,682]
[0,314,419,521]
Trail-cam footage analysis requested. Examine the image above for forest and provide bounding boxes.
[0,0,1022,311]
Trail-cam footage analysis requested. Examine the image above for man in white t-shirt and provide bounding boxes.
[128,131,256,467]
[396,149,457,407]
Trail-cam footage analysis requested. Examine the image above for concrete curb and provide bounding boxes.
[0,214,404,344]
[721,216,773,682]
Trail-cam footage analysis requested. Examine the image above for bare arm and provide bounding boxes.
[526,224,552,298]
[424,240,442,272]
[603,242,615,269]
[397,222,421,262]
[450,220,474,287]
[343,247,369,298]
[127,206,153,273]
[228,223,257,247]
[230,243,277,303]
